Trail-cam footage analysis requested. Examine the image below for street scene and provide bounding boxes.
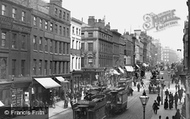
[0,0,190,119]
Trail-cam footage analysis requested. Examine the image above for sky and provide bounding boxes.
[45,0,188,58]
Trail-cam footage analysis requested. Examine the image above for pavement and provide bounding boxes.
[49,100,71,118]
[151,75,185,119]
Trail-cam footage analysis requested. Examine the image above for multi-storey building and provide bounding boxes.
[28,0,71,102]
[81,16,112,68]
[70,17,82,71]
[152,39,162,63]
[123,32,134,65]
[134,30,144,63]
[111,29,122,66]
[161,46,179,64]
[0,0,32,106]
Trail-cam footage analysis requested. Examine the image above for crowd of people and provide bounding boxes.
[151,68,184,119]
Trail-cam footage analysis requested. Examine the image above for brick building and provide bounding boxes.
[0,0,32,106]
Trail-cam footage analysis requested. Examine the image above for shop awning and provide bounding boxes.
[55,77,69,83]
[34,78,61,89]
[0,101,4,107]
[110,69,120,75]
[118,67,125,74]
[125,66,134,72]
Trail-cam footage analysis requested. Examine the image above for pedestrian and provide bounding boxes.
[174,109,181,119]
[174,92,179,109]
[165,89,169,98]
[164,97,168,110]
[152,100,159,114]
[166,116,169,119]
[172,116,175,119]
[157,94,161,106]
[175,84,178,91]
[159,115,161,119]
[137,83,140,92]
[178,88,183,104]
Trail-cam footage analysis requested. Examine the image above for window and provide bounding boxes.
[81,57,84,67]
[59,42,62,53]
[12,59,16,76]
[33,16,37,26]
[44,60,48,75]
[45,21,48,30]
[45,38,48,52]
[67,13,70,21]
[81,43,84,51]
[21,11,26,21]
[67,43,70,54]
[88,43,93,51]
[12,33,17,49]
[55,24,58,33]
[88,32,93,37]
[55,8,58,14]
[59,25,62,35]
[50,23,53,31]
[63,12,65,19]
[21,35,26,49]
[62,42,65,54]
[72,38,74,49]
[33,59,37,75]
[39,18,42,28]
[76,28,78,35]
[79,29,81,36]
[12,8,16,19]
[50,39,53,52]
[72,26,75,34]
[1,5,6,15]
[33,36,37,50]
[1,32,6,47]
[21,60,25,76]
[55,41,57,53]
[50,61,53,74]
[39,37,42,51]
[63,27,65,36]
[54,61,57,74]
[39,60,42,75]
[67,28,69,37]
[59,10,62,18]
[76,41,78,50]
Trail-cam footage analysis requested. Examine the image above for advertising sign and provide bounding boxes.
[143,9,180,31]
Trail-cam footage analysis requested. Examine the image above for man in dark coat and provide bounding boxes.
[152,100,159,114]
[165,89,169,98]
[137,83,140,92]
[174,92,179,109]
[156,94,161,106]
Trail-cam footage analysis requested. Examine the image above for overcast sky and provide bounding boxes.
[45,0,187,57]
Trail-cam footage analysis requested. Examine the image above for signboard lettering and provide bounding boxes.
[143,9,180,31]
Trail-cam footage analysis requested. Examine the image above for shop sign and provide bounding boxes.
[143,9,180,31]
[11,88,23,107]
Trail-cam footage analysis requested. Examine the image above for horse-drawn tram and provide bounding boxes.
[73,94,106,119]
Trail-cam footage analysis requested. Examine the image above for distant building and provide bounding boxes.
[70,17,82,71]
[161,46,179,64]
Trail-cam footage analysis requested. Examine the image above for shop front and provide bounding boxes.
[11,77,32,108]
[0,81,12,107]
[32,77,61,107]
[53,76,70,101]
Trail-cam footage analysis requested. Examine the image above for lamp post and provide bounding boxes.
[139,90,149,119]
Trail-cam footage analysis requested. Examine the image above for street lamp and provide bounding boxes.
[139,90,149,119]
